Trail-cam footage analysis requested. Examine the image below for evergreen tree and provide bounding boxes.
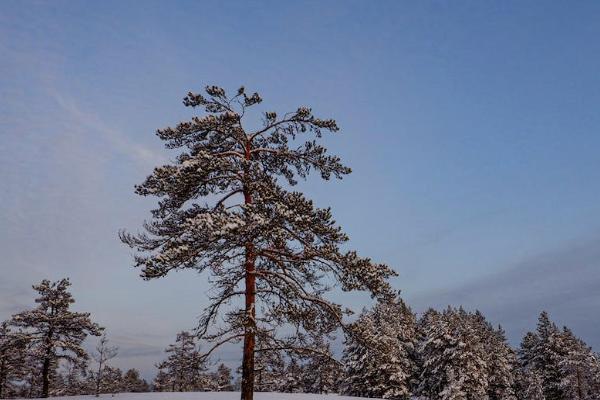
[214,363,233,391]
[301,340,342,394]
[9,278,102,398]
[122,368,150,393]
[515,368,545,400]
[469,313,517,400]
[518,311,600,400]
[99,366,123,396]
[120,85,396,400]
[254,349,285,392]
[0,321,28,398]
[55,360,89,397]
[417,307,489,400]
[156,331,207,392]
[342,295,418,399]
[152,370,170,392]
[557,327,598,400]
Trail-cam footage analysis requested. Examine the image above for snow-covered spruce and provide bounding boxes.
[518,311,600,400]
[119,85,396,400]
[342,294,417,399]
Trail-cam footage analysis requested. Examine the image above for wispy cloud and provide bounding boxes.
[49,89,166,169]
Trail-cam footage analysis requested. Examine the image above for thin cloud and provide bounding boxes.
[49,89,167,169]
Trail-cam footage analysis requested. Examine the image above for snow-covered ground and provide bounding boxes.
[30,393,368,400]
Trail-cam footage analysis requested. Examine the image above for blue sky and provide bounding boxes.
[2,1,600,378]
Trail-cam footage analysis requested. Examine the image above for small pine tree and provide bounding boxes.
[156,331,207,392]
[10,278,102,398]
[254,349,285,392]
[122,368,150,392]
[152,370,170,392]
[100,366,123,396]
[214,363,233,391]
[280,358,304,393]
[301,340,342,394]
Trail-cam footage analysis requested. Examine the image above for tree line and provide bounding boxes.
[154,293,600,400]
[2,279,599,399]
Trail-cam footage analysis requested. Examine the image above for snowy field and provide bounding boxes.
[29,393,369,400]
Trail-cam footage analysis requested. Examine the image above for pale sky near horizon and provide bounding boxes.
[2,0,600,379]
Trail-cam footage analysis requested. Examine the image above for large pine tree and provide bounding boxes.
[120,85,395,399]
[10,278,102,398]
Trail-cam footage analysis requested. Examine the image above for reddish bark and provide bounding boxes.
[241,140,256,400]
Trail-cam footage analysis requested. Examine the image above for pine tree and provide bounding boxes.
[120,85,396,400]
[99,366,123,396]
[92,332,118,397]
[55,360,89,397]
[152,370,170,392]
[9,278,102,398]
[301,340,342,394]
[0,321,28,398]
[342,295,418,399]
[156,331,207,392]
[254,348,285,392]
[280,358,304,393]
[214,363,233,391]
[122,368,150,393]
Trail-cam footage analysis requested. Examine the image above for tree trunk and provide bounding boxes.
[241,141,256,400]
[241,242,256,400]
[41,355,51,398]
[0,359,5,399]
[95,357,103,397]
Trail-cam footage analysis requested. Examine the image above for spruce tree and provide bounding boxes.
[120,84,395,399]
[342,295,417,399]
[557,327,599,400]
[10,278,102,398]
[469,312,517,400]
[518,311,600,400]
[515,368,545,400]
[417,307,488,400]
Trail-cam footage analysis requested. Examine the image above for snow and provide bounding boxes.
[28,393,370,400]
